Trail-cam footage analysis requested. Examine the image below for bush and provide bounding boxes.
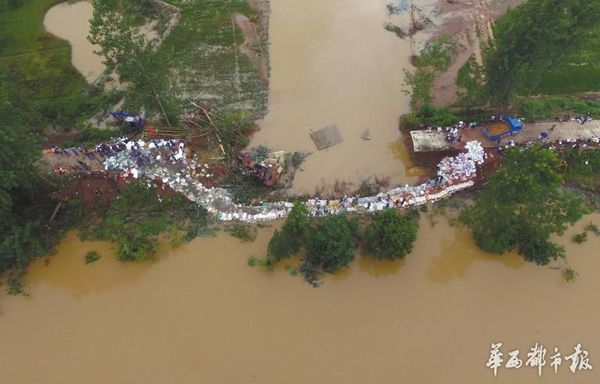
[267,229,295,261]
[117,237,156,262]
[563,266,579,282]
[85,251,102,264]
[584,223,600,236]
[402,104,459,130]
[404,36,457,108]
[572,232,588,244]
[228,224,256,242]
[363,209,418,260]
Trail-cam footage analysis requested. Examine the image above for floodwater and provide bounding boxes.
[20,1,600,383]
[2,214,600,383]
[250,0,417,194]
[44,1,105,83]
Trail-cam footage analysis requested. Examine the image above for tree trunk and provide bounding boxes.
[134,59,173,128]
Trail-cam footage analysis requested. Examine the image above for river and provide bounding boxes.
[250,0,421,195]
[1,215,599,383]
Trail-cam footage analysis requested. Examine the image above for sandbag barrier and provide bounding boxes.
[98,138,484,222]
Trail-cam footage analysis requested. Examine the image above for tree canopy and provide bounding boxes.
[363,209,418,260]
[89,0,177,125]
[304,215,359,273]
[460,145,590,265]
[266,201,309,261]
[484,0,600,104]
[0,76,50,280]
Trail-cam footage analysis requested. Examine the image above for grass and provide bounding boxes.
[120,0,267,119]
[528,26,600,95]
[60,127,120,148]
[517,96,600,121]
[562,149,600,192]
[404,35,456,108]
[82,181,210,262]
[0,0,105,129]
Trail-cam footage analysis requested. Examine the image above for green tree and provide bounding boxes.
[305,215,359,273]
[267,230,295,262]
[266,201,310,261]
[89,0,177,126]
[460,145,590,265]
[484,0,600,104]
[456,56,484,111]
[404,35,456,108]
[281,201,310,247]
[0,74,48,269]
[363,209,418,260]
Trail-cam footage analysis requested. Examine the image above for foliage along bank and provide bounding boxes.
[253,202,420,286]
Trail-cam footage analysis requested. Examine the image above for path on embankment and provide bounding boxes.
[43,138,484,223]
[516,120,600,143]
[451,120,600,150]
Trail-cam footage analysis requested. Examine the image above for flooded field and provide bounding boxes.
[44,1,104,83]
[250,0,417,194]
[1,215,599,383]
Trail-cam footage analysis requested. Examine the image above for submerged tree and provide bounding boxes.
[266,201,310,261]
[363,209,418,260]
[484,0,600,104]
[304,215,359,273]
[460,145,590,265]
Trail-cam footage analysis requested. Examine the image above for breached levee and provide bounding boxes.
[100,139,484,222]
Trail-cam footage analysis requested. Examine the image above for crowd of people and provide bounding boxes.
[433,120,480,143]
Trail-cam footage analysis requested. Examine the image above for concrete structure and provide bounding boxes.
[410,130,453,152]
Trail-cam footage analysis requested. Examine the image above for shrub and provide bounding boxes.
[572,232,588,244]
[117,237,156,262]
[228,224,256,242]
[267,229,295,261]
[85,251,102,264]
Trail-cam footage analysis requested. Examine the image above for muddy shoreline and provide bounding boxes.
[422,0,524,106]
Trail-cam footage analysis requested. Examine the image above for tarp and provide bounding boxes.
[310,125,343,150]
[483,117,523,141]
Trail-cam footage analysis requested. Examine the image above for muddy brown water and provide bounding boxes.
[1,214,599,383]
[250,0,424,194]
[44,1,105,83]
